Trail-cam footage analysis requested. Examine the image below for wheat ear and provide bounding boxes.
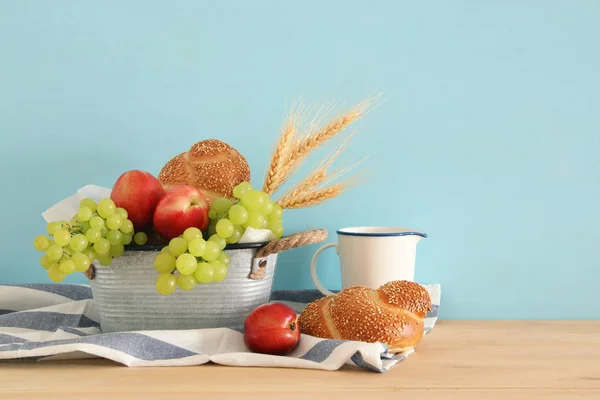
[277,184,346,209]
[276,132,355,201]
[262,103,301,195]
[272,94,379,190]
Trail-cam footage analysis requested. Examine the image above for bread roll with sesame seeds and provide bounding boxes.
[298,280,432,353]
[158,139,250,202]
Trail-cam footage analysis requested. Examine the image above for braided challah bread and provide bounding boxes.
[299,280,432,353]
[158,139,250,202]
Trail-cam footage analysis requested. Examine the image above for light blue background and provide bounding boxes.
[1,1,598,319]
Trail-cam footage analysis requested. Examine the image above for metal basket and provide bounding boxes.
[86,229,327,333]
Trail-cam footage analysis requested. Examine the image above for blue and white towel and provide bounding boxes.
[0,283,440,372]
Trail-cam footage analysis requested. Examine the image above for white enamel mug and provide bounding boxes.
[310,226,427,296]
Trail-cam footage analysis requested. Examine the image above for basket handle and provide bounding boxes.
[256,228,328,258]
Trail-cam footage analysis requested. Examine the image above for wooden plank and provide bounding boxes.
[0,321,598,399]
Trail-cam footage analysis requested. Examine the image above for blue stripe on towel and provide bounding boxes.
[59,327,94,337]
[0,312,100,331]
[0,284,93,301]
[0,333,28,345]
[426,304,439,319]
[0,310,14,316]
[0,332,198,361]
[299,339,346,363]
[351,352,384,372]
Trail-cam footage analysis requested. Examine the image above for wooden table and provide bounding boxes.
[1,321,598,399]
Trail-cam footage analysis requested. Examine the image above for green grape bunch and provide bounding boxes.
[152,181,284,296]
[154,227,231,296]
[207,181,284,242]
[33,197,143,282]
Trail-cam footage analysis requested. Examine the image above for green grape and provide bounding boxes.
[228,204,248,225]
[120,219,133,234]
[202,241,220,261]
[115,207,128,219]
[194,262,214,283]
[106,215,123,230]
[169,237,188,256]
[70,215,81,227]
[160,246,171,254]
[53,229,71,247]
[177,274,197,291]
[260,200,274,215]
[210,260,227,282]
[83,247,97,262]
[109,244,125,257]
[97,255,112,266]
[100,226,109,237]
[176,253,197,275]
[70,234,88,252]
[33,235,51,252]
[46,221,63,235]
[233,182,253,199]
[240,190,265,211]
[97,198,116,218]
[246,212,267,229]
[226,225,244,244]
[94,238,110,255]
[217,251,230,267]
[216,218,234,238]
[268,221,284,239]
[106,230,123,246]
[122,233,133,245]
[40,254,52,269]
[208,234,227,251]
[134,232,148,245]
[183,227,202,242]
[47,245,63,261]
[207,218,217,237]
[156,273,176,296]
[211,198,233,213]
[90,216,105,230]
[208,209,218,219]
[48,264,66,282]
[271,203,283,219]
[60,260,76,274]
[86,228,102,243]
[80,198,97,213]
[77,206,93,222]
[81,221,90,232]
[72,252,91,272]
[188,238,206,257]
[154,253,176,273]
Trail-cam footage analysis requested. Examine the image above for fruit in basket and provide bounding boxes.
[152,185,210,240]
[243,303,300,355]
[151,229,233,295]
[110,170,165,230]
[205,182,285,244]
[33,197,142,282]
[157,139,251,202]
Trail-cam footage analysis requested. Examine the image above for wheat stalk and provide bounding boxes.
[270,94,379,191]
[276,132,356,201]
[262,103,300,194]
[277,184,346,209]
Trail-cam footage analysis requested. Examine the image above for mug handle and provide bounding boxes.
[310,243,339,297]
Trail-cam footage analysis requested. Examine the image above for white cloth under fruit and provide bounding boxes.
[0,283,440,372]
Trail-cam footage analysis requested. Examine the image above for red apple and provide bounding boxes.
[110,170,165,230]
[243,303,300,355]
[152,185,210,240]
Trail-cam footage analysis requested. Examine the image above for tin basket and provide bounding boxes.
[85,229,327,333]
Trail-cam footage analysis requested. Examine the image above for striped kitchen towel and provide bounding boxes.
[0,283,440,372]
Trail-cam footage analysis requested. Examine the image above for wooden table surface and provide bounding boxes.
[1,321,599,399]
